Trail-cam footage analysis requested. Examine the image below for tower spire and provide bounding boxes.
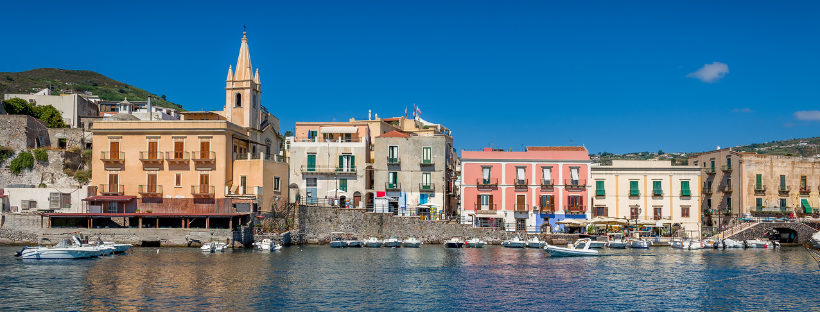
[254,68,260,84]
[234,31,253,81]
[226,65,233,81]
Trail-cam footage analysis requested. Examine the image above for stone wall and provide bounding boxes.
[0,115,50,151]
[0,150,83,188]
[726,222,817,244]
[297,205,554,244]
[48,128,86,150]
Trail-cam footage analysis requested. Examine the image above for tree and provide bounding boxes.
[658,150,664,155]
[161,94,166,100]
[34,105,67,128]
[2,98,34,116]
[284,131,293,137]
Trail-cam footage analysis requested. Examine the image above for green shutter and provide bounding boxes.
[596,181,605,196]
[803,199,812,213]
[681,181,690,196]
[756,174,762,189]
[339,155,343,171]
[653,181,662,195]
[350,155,355,170]
[307,154,316,171]
[630,181,640,196]
[340,179,347,192]
[756,198,762,209]
[780,175,786,188]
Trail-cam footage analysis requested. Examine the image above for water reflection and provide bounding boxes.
[0,246,817,310]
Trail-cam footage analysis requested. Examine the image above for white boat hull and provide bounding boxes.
[465,241,485,248]
[383,240,402,248]
[402,240,422,248]
[722,239,744,248]
[544,245,599,257]
[365,242,382,248]
[607,241,628,249]
[588,241,606,249]
[629,240,651,249]
[330,241,347,248]
[526,242,545,248]
[21,247,101,259]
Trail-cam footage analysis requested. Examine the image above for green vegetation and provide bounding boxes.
[2,98,67,128]
[0,145,13,165]
[0,68,183,111]
[34,149,48,162]
[10,151,34,175]
[64,148,93,184]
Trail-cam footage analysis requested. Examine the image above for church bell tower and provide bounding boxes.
[225,31,262,129]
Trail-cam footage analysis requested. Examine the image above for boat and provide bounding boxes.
[587,239,607,249]
[465,238,486,248]
[544,238,599,257]
[670,238,684,249]
[443,237,464,248]
[502,236,526,248]
[103,242,132,254]
[200,242,228,252]
[686,239,704,250]
[628,238,651,249]
[402,237,422,248]
[526,236,546,248]
[330,232,347,248]
[722,238,744,248]
[16,236,103,260]
[345,237,364,248]
[606,233,628,249]
[745,239,779,249]
[364,237,383,248]
[811,230,820,249]
[383,236,402,248]
[253,238,282,251]
[703,238,720,249]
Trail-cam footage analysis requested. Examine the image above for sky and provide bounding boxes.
[2,1,819,154]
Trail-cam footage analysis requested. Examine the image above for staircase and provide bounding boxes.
[710,221,758,240]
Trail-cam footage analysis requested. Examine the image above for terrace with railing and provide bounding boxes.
[564,179,586,189]
[99,184,124,196]
[191,185,215,197]
[476,178,499,188]
[138,185,163,196]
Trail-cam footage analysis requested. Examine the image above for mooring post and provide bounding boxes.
[206,217,210,229]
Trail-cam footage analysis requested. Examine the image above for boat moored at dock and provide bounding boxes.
[365,237,383,248]
[383,236,402,248]
[544,238,599,257]
[443,237,464,248]
[465,238,485,248]
[502,236,526,248]
[402,237,422,248]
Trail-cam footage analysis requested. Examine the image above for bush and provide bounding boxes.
[34,149,48,162]
[10,151,34,175]
[0,145,13,165]
[2,98,34,116]
[38,183,46,188]
[1,98,66,128]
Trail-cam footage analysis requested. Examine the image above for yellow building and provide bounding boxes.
[73,32,288,229]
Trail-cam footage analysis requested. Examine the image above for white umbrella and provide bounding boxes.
[326,189,347,195]
[557,219,586,226]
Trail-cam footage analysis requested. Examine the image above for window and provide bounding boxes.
[570,167,579,185]
[338,154,355,172]
[175,173,182,187]
[198,172,210,194]
[339,179,347,192]
[174,140,185,159]
[307,154,316,171]
[542,167,552,185]
[727,178,732,188]
[422,147,432,164]
[516,167,526,185]
[540,195,554,210]
[801,176,807,190]
[595,180,605,196]
[146,172,158,193]
[49,193,71,209]
[421,173,431,189]
[240,176,247,194]
[706,199,712,209]
[653,207,662,220]
[274,177,281,191]
[147,140,159,159]
[107,202,118,214]
[109,140,120,159]
[595,207,608,217]
[235,93,242,107]
[710,159,715,170]
[653,181,662,196]
[681,207,690,218]
[199,140,211,159]
[630,207,639,219]
[780,198,787,208]
[725,156,731,169]
[756,174,762,190]
[307,130,318,142]
[780,175,786,190]
[306,178,317,187]
[388,172,398,188]
[756,198,763,208]
[388,146,399,163]
[482,167,491,184]
[479,194,491,210]
[107,173,119,193]
[629,181,640,196]
[726,197,732,208]
[681,181,691,196]
[568,195,582,208]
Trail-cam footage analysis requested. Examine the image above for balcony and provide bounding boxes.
[473,203,497,214]
[565,205,586,213]
[99,184,123,196]
[653,215,663,221]
[387,157,400,166]
[139,151,164,164]
[629,189,641,197]
[138,185,163,196]
[300,165,357,175]
[778,185,791,193]
[539,205,557,213]
[719,207,733,215]
[192,151,216,164]
[754,184,766,194]
[751,206,792,215]
[800,186,811,195]
[705,167,717,175]
[702,183,713,195]
[514,179,528,190]
[722,185,733,193]
[419,183,435,192]
[476,178,499,188]
[564,179,587,189]
[191,185,215,197]
[100,151,124,164]
[540,179,554,188]
[703,208,714,215]
[385,182,401,191]
[420,159,434,166]
[653,189,663,197]
[165,151,189,163]
[721,165,733,173]
[514,204,529,212]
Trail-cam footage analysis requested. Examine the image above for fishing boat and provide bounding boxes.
[722,238,744,248]
[465,238,485,248]
[606,233,628,249]
[628,238,651,249]
[383,236,402,248]
[364,237,383,248]
[443,237,464,248]
[200,242,228,252]
[544,238,599,257]
[502,236,526,248]
[526,236,546,248]
[402,237,422,248]
[330,232,347,248]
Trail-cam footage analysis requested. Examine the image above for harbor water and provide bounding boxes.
[0,245,817,311]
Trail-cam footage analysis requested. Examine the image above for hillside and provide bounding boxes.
[731,137,820,157]
[0,68,183,111]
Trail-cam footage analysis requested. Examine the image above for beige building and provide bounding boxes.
[690,149,820,227]
[71,31,288,229]
[591,160,701,236]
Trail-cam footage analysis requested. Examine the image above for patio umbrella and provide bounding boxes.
[557,219,586,226]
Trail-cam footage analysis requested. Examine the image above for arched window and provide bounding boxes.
[235,93,242,107]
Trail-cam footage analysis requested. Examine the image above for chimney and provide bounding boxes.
[368,110,372,120]
[147,96,153,121]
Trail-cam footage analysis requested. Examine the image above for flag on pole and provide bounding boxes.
[404,107,407,118]
[412,103,416,119]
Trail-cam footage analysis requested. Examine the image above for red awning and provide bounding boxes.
[82,196,136,202]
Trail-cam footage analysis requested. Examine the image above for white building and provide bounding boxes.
[4,90,99,128]
[591,160,701,237]
[1,186,89,214]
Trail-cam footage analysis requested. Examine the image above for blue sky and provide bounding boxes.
[3,1,819,154]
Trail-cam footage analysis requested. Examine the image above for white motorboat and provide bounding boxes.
[402,237,422,248]
[17,238,103,260]
[812,231,820,249]
[103,242,132,254]
[587,239,607,249]
[200,242,228,252]
[365,237,383,248]
[345,237,364,248]
[330,232,347,248]
[383,236,402,248]
[253,239,282,251]
[670,238,684,249]
[526,237,546,248]
[465,238,486,248]
[606,233,628,249]
[628,238,651,249]
[686,240,704,250]
[544,238,599,257]
[703,238,720,249]
[502,236,526,248]
[722,238,744,248]
[443,237,464,248]
[745,239,779,248]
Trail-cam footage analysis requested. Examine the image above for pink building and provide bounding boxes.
[459,146,591,233]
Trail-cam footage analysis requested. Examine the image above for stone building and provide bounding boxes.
[373,129,455,219]
[591,160,701,237]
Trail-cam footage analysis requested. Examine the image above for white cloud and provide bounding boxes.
[794,110,820,121]
[732,108,752,113]
[687,62,729,83]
